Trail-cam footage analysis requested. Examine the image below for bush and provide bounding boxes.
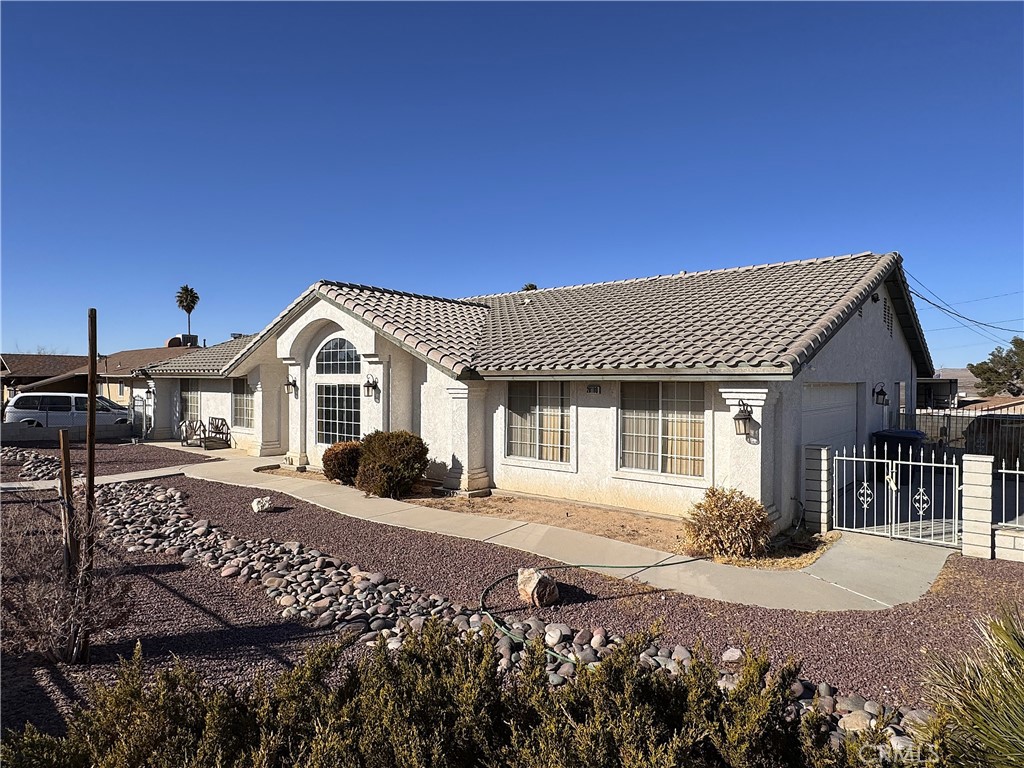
[354,430,429,499]
[923,606,1024,768]
[683,486,773,559]
[2,623,819,768]
[321,441,361,484]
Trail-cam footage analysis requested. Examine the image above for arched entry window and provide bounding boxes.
[316,338,360,374]
[314,336,361,444]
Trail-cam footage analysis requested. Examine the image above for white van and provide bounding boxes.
[2,392,130,427]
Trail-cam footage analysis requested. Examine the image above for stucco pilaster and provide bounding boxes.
[717,386,777,520]
[282,358,307,466]
[443,383,491,493]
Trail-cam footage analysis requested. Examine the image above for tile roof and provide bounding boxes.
[314,282,489,376]
[1,353,90,380]
[188,251,934,381]
[468,251,919,374]
[146,335,258,376]
[17,347,198,391]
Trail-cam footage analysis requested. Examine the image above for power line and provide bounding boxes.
[903,269,1012,346]
[951,290,1023,306]
[925,318,1024,332]
[909,290,1023,333]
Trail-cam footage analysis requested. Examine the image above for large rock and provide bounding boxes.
[251,496,274,513]
[517,568,560,607]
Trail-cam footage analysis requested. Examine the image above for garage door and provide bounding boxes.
[802,384,858,455]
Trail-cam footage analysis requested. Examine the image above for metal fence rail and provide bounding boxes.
[894,404,1023,468]
[833,442,961,548]
[997,459,1024,530]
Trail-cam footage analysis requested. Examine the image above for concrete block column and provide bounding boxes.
[443,383,491,494]
[803,445,832,534]
[961,454,994,559]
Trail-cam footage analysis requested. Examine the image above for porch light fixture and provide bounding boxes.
[733,400,754,436]
[284,376,298,394]
[872,382,889,406]
[363,374,379,398]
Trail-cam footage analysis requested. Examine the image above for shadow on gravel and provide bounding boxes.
[0,652,83,738]
[94,621,323,666]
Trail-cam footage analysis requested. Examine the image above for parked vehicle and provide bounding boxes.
[2,392,130,427]
[963,413,1024,469]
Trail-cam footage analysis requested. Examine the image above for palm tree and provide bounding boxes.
[175,284,200,335]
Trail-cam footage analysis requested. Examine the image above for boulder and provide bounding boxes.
[517,567,560,607]
[251,496,274,513]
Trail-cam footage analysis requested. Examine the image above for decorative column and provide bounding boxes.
[443,383,491,495]
[803,445,832,533]
[282,357,307,467]
[961,453,994,559]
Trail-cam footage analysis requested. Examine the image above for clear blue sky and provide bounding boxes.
[2,2,1021,368]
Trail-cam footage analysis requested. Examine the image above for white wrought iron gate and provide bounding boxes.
[833,444,961,547]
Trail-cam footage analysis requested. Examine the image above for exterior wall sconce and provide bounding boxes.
[872,382,889,406]
[284,377,297,394]
[733,400,754,436]
[145,388,154,399]
[363,374,379,398]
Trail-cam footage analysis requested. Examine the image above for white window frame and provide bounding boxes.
[315,383,360,444]
[180,379,200,422]
[505,381,572,464]
[316,337,361,375]
[617,381,707,479]
[232,378,254,430]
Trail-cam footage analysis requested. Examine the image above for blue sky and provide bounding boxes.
[2,2,1021,368]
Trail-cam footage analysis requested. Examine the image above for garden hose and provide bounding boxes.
[477,558,696,666]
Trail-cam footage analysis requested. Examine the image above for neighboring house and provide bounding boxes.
[143,334,288,456]
[936,367,981,401]
[147,250,932,529]
[18,346,196,406]
[1,353,89,400]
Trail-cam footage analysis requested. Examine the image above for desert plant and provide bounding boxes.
[922,606,1024,768]
[682,487,773,559]
[321,440,362,484]
[1,489,131,663]
[355,430,429,499]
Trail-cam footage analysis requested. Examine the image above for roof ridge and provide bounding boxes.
[317,280,487,308]
[461,251,884,300]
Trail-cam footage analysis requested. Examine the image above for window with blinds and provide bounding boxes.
[506,381,570,463]
[620,382,705,477]
[232,378,254,429]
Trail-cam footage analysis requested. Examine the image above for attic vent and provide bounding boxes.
[883,298,893,338]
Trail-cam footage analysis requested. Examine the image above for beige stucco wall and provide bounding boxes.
[774,281,919,524]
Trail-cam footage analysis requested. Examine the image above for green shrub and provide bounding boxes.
[923,606,1024,768]
[321,440,362,484]
[3,623,827,768]
[354,430,429,499]
[683,486,773,559]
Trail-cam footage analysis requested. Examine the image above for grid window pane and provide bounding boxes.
[181,379,200,421]
[506,381,570,462]
[620,382,704,477]
[316,338,361,374]
[232,378,254,429]
[316,384,360,444]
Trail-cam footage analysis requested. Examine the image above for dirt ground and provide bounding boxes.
[258,467,834,569]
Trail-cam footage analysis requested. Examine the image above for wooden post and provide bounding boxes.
[77,307,98,662]
[58,429,78,581]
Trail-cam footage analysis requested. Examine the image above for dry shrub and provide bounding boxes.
[355,430,429,499]
[321,441,362,484]
[683,486,772,559]
[0,488,131,663]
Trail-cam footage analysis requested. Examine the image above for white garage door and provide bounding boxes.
[802,384,858,455]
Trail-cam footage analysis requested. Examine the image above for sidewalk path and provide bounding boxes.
[2,444,951,612]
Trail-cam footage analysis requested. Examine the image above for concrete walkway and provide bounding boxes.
[2,444,952,612]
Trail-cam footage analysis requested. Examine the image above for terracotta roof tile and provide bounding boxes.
[146,335,258,376]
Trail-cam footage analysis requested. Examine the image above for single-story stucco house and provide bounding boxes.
[143,251,933,529]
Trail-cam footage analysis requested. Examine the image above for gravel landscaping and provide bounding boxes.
[3,475,1021,746]
[0,443,214,482]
